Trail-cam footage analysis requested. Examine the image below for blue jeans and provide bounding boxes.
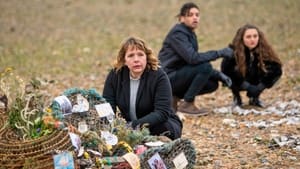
[169,63,218,102]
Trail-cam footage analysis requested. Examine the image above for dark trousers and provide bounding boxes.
[231,73,282,98]
[169,63,218,102]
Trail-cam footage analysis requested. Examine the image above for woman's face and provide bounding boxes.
[243,28,259,50]
[124,46,147,79]
[181,7,200,31]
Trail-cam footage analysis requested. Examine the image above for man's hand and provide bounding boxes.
[219,72,232,87]
[217,47,233,59]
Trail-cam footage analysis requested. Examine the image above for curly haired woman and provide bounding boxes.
[221,24,282,107]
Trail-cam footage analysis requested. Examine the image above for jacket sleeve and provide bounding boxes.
[169,31,220,64]
[102,70,117,113]
[132,70,172,127]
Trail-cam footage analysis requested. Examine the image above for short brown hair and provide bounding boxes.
[113,36,159,71]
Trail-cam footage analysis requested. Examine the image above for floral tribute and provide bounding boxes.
[0,68,196,169]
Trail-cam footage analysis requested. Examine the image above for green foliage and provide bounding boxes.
[111,115,150,148]
[4,75,52,140]
[7,93,48,139]
[81,130,105,149]
[8,97,24,129]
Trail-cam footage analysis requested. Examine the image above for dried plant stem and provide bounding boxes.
[14,94,39,140]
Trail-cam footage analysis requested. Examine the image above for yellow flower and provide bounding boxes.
[106,144,113,151]
[45,107,52,113]
[5,67,13,73]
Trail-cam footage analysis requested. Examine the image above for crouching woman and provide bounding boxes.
[103,36,182,140]
[221,24,282,107]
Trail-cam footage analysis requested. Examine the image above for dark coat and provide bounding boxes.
[103,66,182,139]
[158,23,220,75]
[221,49,282,89]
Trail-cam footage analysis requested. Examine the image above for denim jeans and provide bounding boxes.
[169,62,218,102]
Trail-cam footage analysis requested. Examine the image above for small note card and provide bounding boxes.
[95,103,114,118]
[53,151,75,169]
[172,152,188,169]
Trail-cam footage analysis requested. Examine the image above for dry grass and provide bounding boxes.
[1,0,300,168]
[1,0,299,90]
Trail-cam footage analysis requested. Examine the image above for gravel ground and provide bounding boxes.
[181,77,300,169]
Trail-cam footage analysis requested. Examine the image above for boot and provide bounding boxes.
[178,101,208,116]
[249,97,265,108]
[233,94,242,107]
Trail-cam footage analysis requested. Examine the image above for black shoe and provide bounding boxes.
[249,97,265,108]
[233,95,242,107]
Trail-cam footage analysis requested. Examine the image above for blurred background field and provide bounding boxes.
[1,0,299,94]
[1,1,300,168]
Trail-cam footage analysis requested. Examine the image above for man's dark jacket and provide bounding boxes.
[158,23,220,76]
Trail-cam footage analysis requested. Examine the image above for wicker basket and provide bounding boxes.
[139,138,196,169]
[57,88,108,132]
[0,116,7,135]
[0,128,73,169]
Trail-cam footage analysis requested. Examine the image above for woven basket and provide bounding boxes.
[139,138,196,169]
[0,128,73,169]
[0,107,7,134]
[0,116,7,136]
[57,88,108,132]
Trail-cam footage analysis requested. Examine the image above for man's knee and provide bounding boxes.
[197,62,213,74]
[198,80,219,95]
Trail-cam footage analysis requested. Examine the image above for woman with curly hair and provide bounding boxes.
[221,24,282,107]
[103,36,182,140]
